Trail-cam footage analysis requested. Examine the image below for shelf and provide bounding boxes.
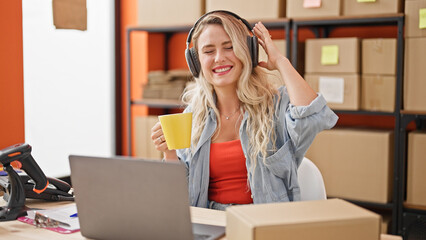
[401,111,426,117]
[127,25,192,33]
[132,99,185,109]
[404,203,426,213]
[291,13,404,26]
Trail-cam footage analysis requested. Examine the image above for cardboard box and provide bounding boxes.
[361,75,396,112]
[259,39,286,85]
[362,38,397,75]
[286,0,341,18]
[381,234,403,240]
[305,73,360,110]
[138,0,203,27]
[52,0,87,30]
[405,0,426,38]
[381,214,392,234]
[226,198,381,240]
[305,37,360,74]
[134,116,163,160]
[406,131,426,207]
[343,0,402,16]
[404,38,426,112]
[206,0,285,21]
[306,128,394,204]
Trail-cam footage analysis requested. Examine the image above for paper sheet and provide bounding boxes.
[319,76,345,104]
[24,205,80,231]
[303,0,321,8]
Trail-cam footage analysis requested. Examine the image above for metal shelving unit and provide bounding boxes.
[291,14,404,235]
[125,19,291,156]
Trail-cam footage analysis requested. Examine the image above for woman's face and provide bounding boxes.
[197,24,243,90]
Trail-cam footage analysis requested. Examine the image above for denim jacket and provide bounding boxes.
[176,86,338,208]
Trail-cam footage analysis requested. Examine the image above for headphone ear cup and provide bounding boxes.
[247,36,258,69]
[251,36,258,68]
[185,47,201,78]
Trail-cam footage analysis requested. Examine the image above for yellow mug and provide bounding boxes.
[158,112,192,150]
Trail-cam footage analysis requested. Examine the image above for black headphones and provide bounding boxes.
[185,10,259,78]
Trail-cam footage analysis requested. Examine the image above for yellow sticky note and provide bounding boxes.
[420,8,426,29]
[321,45,339,65]
[357,0,376,2]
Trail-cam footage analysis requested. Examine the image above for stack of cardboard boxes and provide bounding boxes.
[301,10,399,233]
[143,70,191,100]
[404,0,426,210]
[404,0,426,112]
[305,37,361,110]
[361,38,397,112]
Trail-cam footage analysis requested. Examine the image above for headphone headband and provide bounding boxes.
[186,10,254,48]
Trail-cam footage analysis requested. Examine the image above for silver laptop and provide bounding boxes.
[69,155,225,240]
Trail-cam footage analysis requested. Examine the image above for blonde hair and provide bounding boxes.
[182,12,279,176]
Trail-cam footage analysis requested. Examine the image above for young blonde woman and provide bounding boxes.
[151,11,338,210]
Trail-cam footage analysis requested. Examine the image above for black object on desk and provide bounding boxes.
[0,143,73,221]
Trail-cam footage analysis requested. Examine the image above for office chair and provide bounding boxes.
[297,157,327,201]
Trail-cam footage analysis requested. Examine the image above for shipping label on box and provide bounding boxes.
[405,0,426,37]
[305,37,360,73]
[304,0,322,8]
[319,76,344,104]
[343,0,402,16]
[226,199,381,240]
[361,75,396,112]
[306,128,394,204]
[406,131,426,207]
[287,0,341,18]
[362,38,397,75]
[305,73,360,110]
[206,0,285,21]
[404,38,426,111]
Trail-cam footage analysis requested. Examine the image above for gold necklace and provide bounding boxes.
[223,107,240,120]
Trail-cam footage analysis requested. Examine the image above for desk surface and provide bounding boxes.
[0,199,401,240]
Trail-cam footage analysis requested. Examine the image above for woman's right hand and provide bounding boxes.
[151,121,178,160]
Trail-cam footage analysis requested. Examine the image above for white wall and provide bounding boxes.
[23,0,115,177]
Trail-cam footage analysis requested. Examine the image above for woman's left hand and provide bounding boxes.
[253,22,287,71]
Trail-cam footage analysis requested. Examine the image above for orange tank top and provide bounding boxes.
[209,139,253,204]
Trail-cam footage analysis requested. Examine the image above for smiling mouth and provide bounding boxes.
[213,66,232,74]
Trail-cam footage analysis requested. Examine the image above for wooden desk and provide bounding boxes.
[0,199,401,240]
